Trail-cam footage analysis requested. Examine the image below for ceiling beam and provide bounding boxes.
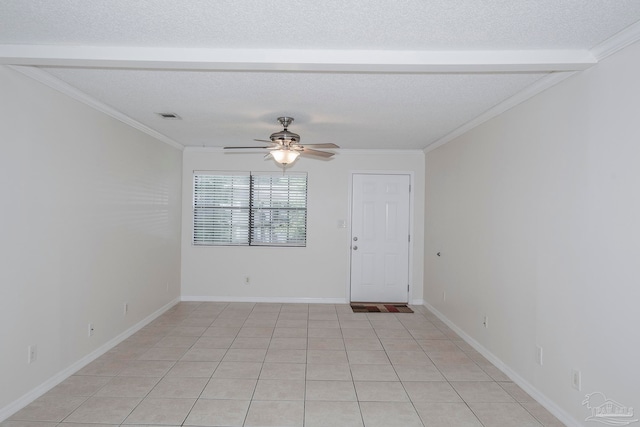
[0,45,596,73]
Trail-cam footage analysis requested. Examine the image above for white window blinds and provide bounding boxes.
[193,173,250,246]
[250,173,307,247]
[193,171,307,247]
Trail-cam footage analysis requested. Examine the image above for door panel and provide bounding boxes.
[350,173,410,303]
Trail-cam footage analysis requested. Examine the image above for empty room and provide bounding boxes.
[1,2,639,427]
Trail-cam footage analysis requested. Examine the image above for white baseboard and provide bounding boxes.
[422,301,581,427]
[181,296,349,304]
[0,297,180,422]
[182,296,423,305]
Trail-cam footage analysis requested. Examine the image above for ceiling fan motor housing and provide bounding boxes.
[271,117,300,145]
[270,129,300,144]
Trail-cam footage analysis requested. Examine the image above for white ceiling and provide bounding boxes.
[2,1,640,151]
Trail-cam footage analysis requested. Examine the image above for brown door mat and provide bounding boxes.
[350,303,413,313]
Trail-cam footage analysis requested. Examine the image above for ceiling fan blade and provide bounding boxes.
[300,148,335,158]
[253,139,274,143]
[300,143,339,149]
[224,146,270,149]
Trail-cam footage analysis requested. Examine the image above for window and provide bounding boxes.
[193,171,307,247]
[193,172,250,246]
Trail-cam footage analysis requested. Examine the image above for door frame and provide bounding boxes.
[346,170,415,304]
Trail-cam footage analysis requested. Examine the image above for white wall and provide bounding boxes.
[0,66,183,415]
[423,41,640,425]
[181,149,424,303]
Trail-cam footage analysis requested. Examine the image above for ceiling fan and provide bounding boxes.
[224,117,339,166]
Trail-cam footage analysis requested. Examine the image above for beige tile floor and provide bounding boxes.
[3,302,566,427]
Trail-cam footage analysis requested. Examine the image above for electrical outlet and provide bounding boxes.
[88,323,95,337]
[123,302,128,315]
[483,316,489,328]
[571,369,582,390]
[27,345,37,364]
[536,346,543,366]
[243,275,250,285]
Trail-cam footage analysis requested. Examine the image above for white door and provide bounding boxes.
[350,173,411,303]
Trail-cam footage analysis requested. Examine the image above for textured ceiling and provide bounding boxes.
[2,1,640,150]
[2,0,640,50]
[39,68,547,149]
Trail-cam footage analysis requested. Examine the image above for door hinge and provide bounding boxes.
[407,284,410,292]
[409,184,411,193]
[408,234,411,242]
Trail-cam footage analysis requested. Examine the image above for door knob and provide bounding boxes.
[353,245,358,250]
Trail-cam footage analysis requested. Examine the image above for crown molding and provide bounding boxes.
[424,71,577,154]
[590,20,640,61]
[424,23,640,154]
[9,65,184,151]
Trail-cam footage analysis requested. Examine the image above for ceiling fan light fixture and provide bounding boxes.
[271,149,300,165]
